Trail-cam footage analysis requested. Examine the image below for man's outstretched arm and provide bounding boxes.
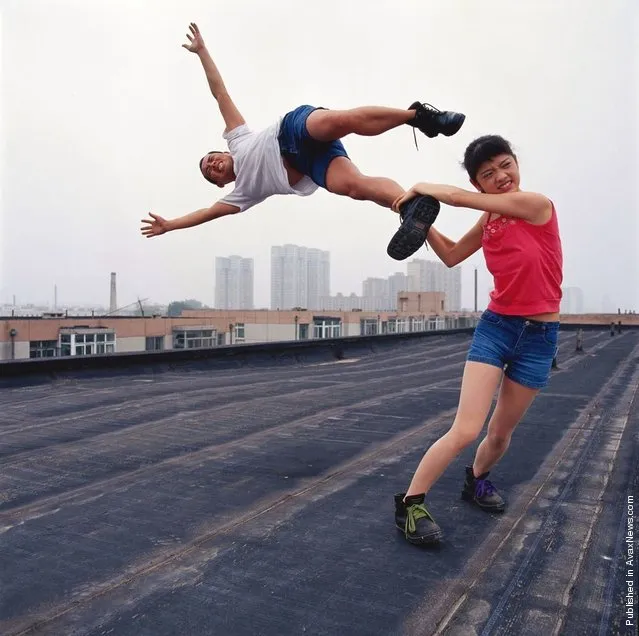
[182,22,245,133]
[140,201,240,238]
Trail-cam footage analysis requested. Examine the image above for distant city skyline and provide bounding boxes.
[271,245,330,310]
[6,262,639,317]
[5,261,636,317]
[560,287,585,315]
[407,260,462,311]
[215,256,254,310]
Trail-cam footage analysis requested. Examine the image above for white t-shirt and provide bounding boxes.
[219,122,318,212]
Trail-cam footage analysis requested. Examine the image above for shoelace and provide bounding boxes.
[475,478,496,499]
[405,503,432,535]
[412,102,442,151]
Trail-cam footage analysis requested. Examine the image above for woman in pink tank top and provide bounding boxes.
[391,135,564,546]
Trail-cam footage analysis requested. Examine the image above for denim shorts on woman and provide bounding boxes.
[467,309,560,389]
[277,104,349,188]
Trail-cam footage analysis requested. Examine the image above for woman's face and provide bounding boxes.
[472,153,520,194]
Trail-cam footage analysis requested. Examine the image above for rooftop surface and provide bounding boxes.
[1,328,637,636]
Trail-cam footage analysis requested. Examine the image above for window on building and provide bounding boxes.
[96,332,115,354]
[360,319,378,336]
[410,317,425,332]
[173,329,216,349]
[29,340,58,358]
[75,332,116,356]
[60,333,72,357]
[59,331,115,356]
[234,323,245,342]
[298,323,309,340]
[395,318,408,333]
[312,318,341,339]
[145,336,164,351]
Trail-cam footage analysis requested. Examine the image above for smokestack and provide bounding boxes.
[474,268,478,313]
[110,272,117,313]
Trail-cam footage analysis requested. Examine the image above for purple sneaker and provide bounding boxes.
[461,466,506,512]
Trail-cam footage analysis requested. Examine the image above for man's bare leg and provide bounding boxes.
[306,107,416,142]
[324,157,404,209]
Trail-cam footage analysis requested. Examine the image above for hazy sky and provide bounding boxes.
[1,0,638,311]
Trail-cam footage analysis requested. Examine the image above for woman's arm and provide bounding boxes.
[395,184,552,224]
[427,217,484,267]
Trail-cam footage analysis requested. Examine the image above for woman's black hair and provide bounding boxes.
[463,135,517,181]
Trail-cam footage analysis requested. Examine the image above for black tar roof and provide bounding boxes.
[1,328,637,636]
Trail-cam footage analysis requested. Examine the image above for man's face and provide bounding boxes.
[201,152,235,187]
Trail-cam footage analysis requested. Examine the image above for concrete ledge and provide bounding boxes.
[2,322,635,381]
[559,322,639,331]
[0,328,474,380]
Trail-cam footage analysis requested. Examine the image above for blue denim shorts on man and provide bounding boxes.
[277,104,349,188]
[467,309,560,389]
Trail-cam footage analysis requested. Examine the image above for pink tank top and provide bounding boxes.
[482,203,563,316]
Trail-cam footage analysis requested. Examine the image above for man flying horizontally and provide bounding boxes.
[141,22,464,260]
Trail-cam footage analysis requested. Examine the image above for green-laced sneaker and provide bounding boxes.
[394,493,443,544]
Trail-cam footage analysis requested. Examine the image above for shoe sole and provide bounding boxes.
[387,195,440,261]
[461,490,506,512]
[395,523,443,545]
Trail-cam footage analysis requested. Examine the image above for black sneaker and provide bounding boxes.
[407,101,466,148]
[387,195,440,261]
[461,466,506,512]
[394,493,443,545]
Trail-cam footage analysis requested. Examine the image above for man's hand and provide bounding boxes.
[182,22,205,53]
[182,21,246,132]
[140,212,170,238]
[140,204,240,237]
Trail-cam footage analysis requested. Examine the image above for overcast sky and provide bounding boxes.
[1,0,637,311]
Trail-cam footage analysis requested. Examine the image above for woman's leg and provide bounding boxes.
[395,360,503,544]
[472,376,539,476]
[461,321,556,511]
[405,361,504,497]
